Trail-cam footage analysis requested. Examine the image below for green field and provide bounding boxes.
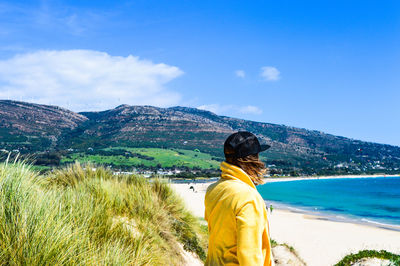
[61,147,221,169]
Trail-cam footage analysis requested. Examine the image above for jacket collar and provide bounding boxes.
[220,161,256,189]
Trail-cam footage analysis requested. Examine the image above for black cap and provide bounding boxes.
[224,131,271,159]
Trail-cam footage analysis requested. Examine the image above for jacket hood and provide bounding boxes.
[220,161,256,189]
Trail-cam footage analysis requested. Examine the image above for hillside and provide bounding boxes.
[64,105,232,155]
[0,100,87,152]
[1,100,400,175]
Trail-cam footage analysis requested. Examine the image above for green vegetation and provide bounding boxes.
[0,128,52,153]
[270,239,278,247]
[270,239,306,265]
[0,161,207,265]
[30,165,52,172]
[335,250,400,266]
[61,147,220,170]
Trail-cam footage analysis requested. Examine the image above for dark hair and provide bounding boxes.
[224,150,267,185]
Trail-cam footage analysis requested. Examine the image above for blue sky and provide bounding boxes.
[0,0,399,146]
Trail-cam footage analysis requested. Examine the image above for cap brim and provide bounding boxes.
[260,144,271,152]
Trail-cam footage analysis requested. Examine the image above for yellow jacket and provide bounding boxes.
[204,161,273,266]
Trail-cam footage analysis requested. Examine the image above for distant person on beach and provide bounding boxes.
[205,131,273,265]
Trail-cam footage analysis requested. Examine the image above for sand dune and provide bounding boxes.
[171,181,400,266]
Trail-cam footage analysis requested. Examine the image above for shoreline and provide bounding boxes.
[169,174,400,183]
[267,208,400,266]
[264,173,400,182]
[171,181,400,266]
[170,177,400,231]
[263,200,400,232]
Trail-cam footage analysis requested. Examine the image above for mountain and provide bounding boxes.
[65,105,233,155]
[0,100,87,152]
[1,100,400,175]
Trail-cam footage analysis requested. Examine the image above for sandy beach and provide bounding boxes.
[171,181,400,266]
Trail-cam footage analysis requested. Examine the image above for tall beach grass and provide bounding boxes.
[0,160,207,265]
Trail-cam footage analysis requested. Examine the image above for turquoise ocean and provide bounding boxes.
[257,176,400,228]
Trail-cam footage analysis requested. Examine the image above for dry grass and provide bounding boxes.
[0,161,207,265]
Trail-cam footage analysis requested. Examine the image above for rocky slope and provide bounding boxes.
[65,105,234,155]
[0,100,87,152]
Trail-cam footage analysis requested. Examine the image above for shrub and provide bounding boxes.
[335,250,400,266]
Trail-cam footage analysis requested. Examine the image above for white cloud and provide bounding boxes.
[239,105,263,115]
[198,104,262,116]
[197,104,234,114]
[261,66,280,81]
[0,50,183,111]
[235,70,245,78]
